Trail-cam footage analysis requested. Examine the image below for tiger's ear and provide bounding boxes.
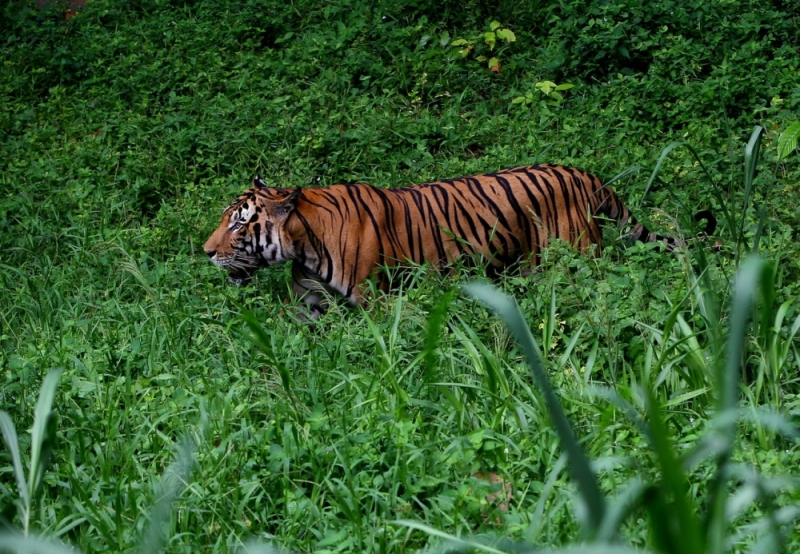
[274,188,302,216]
[253,176,267,189]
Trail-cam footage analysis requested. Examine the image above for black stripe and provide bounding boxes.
[495,175,531,253]
[463,177,514,233]
[523,168,558,237]
[551,167,576,241]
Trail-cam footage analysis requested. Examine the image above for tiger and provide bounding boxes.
[203,164,715,318]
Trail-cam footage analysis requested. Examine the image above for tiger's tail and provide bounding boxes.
[594,187,716,248]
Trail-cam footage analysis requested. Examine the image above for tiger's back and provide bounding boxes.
[291,164,613,274]
[204,164,714,316]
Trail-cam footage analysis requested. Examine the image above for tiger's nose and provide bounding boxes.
[204,248,216,258]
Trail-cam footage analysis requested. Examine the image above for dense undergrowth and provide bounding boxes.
[1,0,799,552]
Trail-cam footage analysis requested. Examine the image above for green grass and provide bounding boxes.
[1,0,800,552]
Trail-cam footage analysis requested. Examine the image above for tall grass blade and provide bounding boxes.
[0,412,29,514]
[747,534,781,554]
[603,165,642,188]
[238,308,292,396]
[679,141,736,245]
[706,255,766,554]
[647,291,693,382]
[588,386,651,443]
[557,321,586,369]
[28,368,62,505]
[756,262,777,368]
[526,454,568,543]
[719,255,765,420]
[392,519,508,553]
[138,436,194,554]
[743,126,764,190]
[752,199,770,253]
[726,505,800,551]
[639,141,684,204]
[642,386,704,554]
[453,315,510,396]
[462,282,607,535]
[240,542,289,554]
[743,408,800,440]
[544,286,557,354]
[639,140,735,255]
[423,288,457,382]
[596,477,648,542]
[0,533,78,554]
[681,411,736,472]
[737,126,764,256]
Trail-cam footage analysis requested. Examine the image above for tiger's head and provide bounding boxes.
[204,177,302,285]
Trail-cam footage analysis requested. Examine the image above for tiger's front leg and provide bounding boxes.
[290,262,329,320]
[289,261,368,320]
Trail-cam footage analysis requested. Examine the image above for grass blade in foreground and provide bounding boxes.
[423,288,458,381]
[29,369,63,513]
[0,533,78,554]
[138,436,195,554]
[706,255,767,554]
[395,519,650,554]
[0,368,62,536]
[0,412,29,525]
[393,520,508,554]
[640,386,703,554]
[462,282,607,536]
[239,542,290,554]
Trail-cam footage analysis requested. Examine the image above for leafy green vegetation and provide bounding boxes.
[1,0,799,552]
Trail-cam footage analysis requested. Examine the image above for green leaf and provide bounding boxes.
[777,121,800,160]
[489,20,502,31]
[555,83,575,91]
[439,31,450,47]
[484,32,496,50]
[535,81,557,95]
[495,28,516,42]
[450,38,469,47]
[488,57,500,70]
